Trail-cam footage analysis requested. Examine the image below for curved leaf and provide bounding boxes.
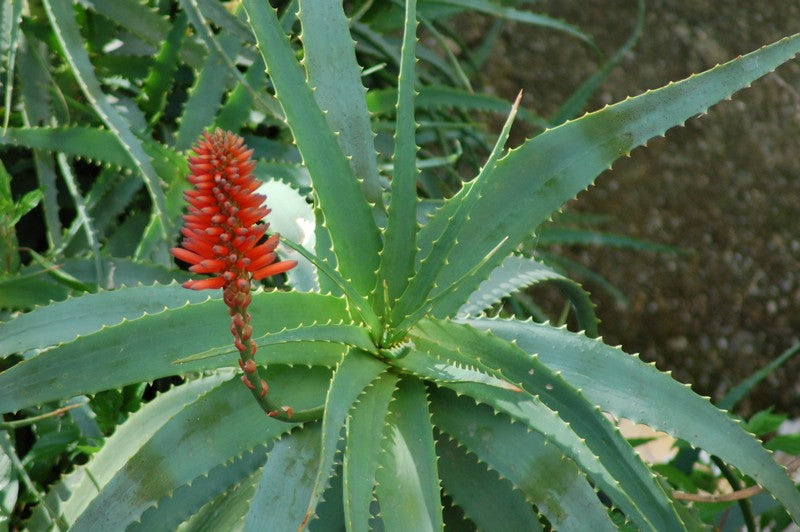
[464,316,800,522]
[0,291,349,413]
[411,319,683,530]
[392,92,520,329]
[0,283,212,358]
[432,388,614,531]
[375,376,442,531]
[344,372,399,532]
[459,254,599,337]
[33,375,228,528]
[242,0,381,298]
[418,33,800,318]
[131,445,269,532]
[377,0,419,305]
[301,349,387,530]
[298,0,382,208]
[244,424,322,531]
[386,347,520,391]
[70,368,330,530]
[435,429,543,531]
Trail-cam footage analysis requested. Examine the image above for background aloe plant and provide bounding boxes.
[1,0,799,529]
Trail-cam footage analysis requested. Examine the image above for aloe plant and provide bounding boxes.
[1,0,800,529]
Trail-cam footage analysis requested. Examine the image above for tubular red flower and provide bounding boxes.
[171,129,298,418]
[172,129,296,294]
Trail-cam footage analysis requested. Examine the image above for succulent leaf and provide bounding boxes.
[242,0,382,298]
[301,349,387,530]
[432,388,616,530]
[344,372,400,531]
[464,316,800,521]
[375,376,443,531]
[418,33,800,319]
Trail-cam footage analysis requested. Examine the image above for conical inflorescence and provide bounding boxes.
[172,129,296,418]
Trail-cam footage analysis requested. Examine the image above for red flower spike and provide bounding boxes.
[171,129,297,421]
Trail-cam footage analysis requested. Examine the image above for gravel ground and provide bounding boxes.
[466,0,800,415]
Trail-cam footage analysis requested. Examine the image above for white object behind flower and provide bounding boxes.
[256,179,318,292]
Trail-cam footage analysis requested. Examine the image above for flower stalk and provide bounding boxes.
[172,129,298,421]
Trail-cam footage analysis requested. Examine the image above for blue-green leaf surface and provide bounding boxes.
[69,370,329,530]
[344,372,399,532]
[298,0,382,208]
[242,0,381,297]
[302,349,387,530]
[418,33,800,319]
[411,318,683,530]
[375,377,442,531]
[435,429,543,531]
[131,445,269,532]
[0,291,349,413]
[432,388,614,530]
[377,0,419,305]
[459,254,599,336]
[244,424,322,531]
[464,316,800,523]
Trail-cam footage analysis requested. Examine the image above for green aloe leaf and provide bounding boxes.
[78,0,205,68]
[242,0,381,298]
[435,428,543,531]
[375,376,443,531]
[42,0,171,241]
[174,31,240,151]
[432,388,615,530]
[392,92,520,329]
[138,10,187,125]
[415,351,653,529]
[131,445,269,532]
[0,291,350,413]
[298,0,382,208]
[68,369,329,530]
[0,283,213,358]
[411,319,683,530]
[243,424,322,531]
[459,254,599,337]
[178,469,262,531]
[418,33,800,319]
[173,323,378,364]
[386,347,520,391]
[377,0,419,305]
[464,316,800,522]
[344,372,399,532]
[29,374,228,529]
[301,349,387,530]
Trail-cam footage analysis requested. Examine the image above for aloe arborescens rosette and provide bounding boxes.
[1,1,800,530]
[171,129,296,418]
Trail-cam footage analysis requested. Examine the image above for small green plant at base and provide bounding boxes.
[0,0,799,530]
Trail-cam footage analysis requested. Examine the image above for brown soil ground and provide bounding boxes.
[469,1,800,415]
